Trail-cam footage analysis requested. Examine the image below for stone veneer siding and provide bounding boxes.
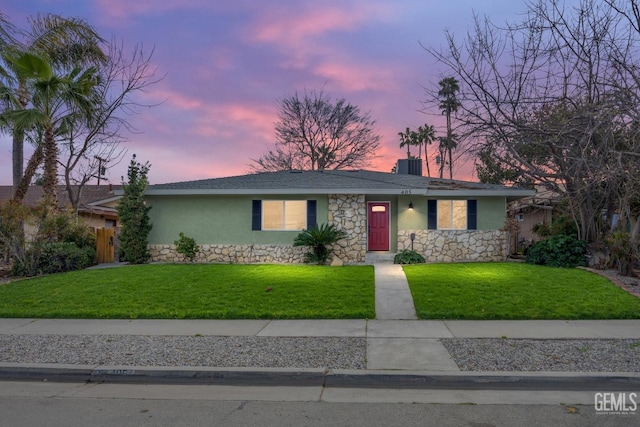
[327,194,367,264]
[148,194,367,265]
[149,243,307,264]
[398,229,508,263]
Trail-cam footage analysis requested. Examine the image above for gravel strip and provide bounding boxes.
[442,338,640,372]
[0,335,366,369]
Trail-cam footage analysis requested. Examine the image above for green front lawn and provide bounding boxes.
[0,264,375,319]
[404,263,640,319]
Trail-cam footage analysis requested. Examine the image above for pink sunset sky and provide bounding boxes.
[1,0,549,185]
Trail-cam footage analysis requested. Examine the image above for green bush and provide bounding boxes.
[174,232,199,262]
[606,232,637,276]
[531,215,577,238]
[394,250,426,264]
[9,209,97,277]
[38,242,96,274]
[9,248,41,277]
[40,211,96,248]
[526,235,587,268]
[293,223,347,265]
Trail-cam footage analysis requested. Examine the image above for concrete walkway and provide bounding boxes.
[374,263,417,320]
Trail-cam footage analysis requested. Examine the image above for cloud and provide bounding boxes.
[94,0,208,21]
[143,88,204,111]
[247,1,395,62]
[193,103,275,139]
[313,61,398,92]
[252,8,364,43]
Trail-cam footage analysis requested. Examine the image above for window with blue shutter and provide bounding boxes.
[251,200,262,230]
[467,200,477,230]
[307,200,317,229]
[427,200,437,230]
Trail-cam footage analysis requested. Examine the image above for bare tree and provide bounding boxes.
[425,0,640,244]
[252,89,380,171]
[59,41,160,210]
[250,143,306,172]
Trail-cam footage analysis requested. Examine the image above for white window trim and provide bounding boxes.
[262,200,306,231]
[437,200,467,230]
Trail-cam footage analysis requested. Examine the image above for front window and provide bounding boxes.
[437,200,467,229]
[262,200,307,230]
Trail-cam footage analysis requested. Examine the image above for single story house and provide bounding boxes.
[143,168,534,264]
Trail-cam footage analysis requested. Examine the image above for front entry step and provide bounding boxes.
[365,252,396,264]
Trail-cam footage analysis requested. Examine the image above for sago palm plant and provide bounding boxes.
[293,223,347,265]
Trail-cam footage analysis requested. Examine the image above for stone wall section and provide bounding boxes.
[327,194,367,264]
[397,229,507,263]
[149,244,307,264]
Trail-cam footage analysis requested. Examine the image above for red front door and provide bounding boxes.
[368,202,390,251]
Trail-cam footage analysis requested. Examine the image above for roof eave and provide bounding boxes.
[144,188,536,197]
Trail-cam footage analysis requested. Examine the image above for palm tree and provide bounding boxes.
[398,127,413,158]
[0,13,105,201]
[418,124,436,177]
[438,77,461,179]
[2,52,99,211]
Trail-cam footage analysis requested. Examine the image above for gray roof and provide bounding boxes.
[0,185,121,210]
[143,170,534,200]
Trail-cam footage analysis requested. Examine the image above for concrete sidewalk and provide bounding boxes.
[2,318,640,373]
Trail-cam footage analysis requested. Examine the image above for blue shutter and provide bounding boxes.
[427,200,437,230]
[251,200,262,230]
[467,200,477,230]
[307,200,317,229]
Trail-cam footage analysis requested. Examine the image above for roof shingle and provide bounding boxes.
[145,170,533,199]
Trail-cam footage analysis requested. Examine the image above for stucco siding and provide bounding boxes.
[147,195,328,245]
[477,197,506,230]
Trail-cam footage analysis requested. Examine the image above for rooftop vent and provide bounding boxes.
[396,159,422,176]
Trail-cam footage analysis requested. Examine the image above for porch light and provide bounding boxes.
[408,202,414,210]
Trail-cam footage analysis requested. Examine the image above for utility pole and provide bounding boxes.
[95,156,106,185]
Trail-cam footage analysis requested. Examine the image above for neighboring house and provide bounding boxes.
[509,185,561,251]
[0,185,121,231]
[143,167,534,264]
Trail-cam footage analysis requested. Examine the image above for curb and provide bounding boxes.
[2,365,640,391]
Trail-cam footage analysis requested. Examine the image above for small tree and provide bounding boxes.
[117,155,152,264]
[293,223,347,265]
